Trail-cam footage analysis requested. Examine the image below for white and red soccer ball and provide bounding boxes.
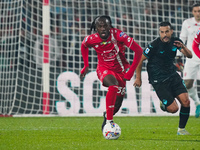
[102,122,121,140]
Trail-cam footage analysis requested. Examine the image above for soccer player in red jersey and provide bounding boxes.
[193,28,200,59]
[80,15,143,131]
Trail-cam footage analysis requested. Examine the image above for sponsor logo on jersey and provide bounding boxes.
[123,34,127,38]
[100,41,111,45]
[102,49,118,61]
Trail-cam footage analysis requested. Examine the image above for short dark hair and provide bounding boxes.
[90,15,114,32]
[159,21,173,29]
[191,3,200,11]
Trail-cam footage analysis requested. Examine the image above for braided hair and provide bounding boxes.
[90,15,114,32]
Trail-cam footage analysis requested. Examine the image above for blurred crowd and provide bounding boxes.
[0,0,197,71]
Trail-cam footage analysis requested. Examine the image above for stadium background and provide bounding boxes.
[0,0,199,116]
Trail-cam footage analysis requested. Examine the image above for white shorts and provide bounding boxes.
[183,58,200,80]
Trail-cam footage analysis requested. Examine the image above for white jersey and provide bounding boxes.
[180,17,200,62]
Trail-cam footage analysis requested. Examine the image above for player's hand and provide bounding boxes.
[174,40,185,49]
[133,78,142,87]
[80,66,89,80]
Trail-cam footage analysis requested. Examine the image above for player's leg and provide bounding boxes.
[165,100,179,113]
[113,74,126,115]
[101,70,127,130]
[97,67,119,130]
[185,79,200,118]
[183,60,200,118]
[153,73,190,135]
[103,74,119,122]
[102,96,123,130]
[113,96,124,115]
[172,74,190,135]
[176,92,190,135]
[152,81,175,112]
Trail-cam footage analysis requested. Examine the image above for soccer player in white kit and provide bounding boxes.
[178,3,200,118]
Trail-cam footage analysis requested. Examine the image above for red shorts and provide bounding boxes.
[96,66,126,96]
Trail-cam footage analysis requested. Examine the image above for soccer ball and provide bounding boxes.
[102,122,121,140]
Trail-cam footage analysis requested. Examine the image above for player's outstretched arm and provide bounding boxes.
[133,54,147,87]
[174,40,192,58]
[124,41,143,81]
[80,44,89,79]
[192,40,200,59]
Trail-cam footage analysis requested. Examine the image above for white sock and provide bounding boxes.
[178,128,184,131]
[106,120,113,124]
[188,87,200,106]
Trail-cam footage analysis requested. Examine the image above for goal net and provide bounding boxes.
[0,0,198,116]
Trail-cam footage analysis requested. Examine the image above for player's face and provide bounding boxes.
[192,6,200,22]
[159,26,173,43]
[96,20,111,40]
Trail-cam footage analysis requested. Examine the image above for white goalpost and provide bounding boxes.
[42,0,50,115]
[0,0,198,116]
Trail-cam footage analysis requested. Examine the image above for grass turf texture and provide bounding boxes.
[0,116,199,150]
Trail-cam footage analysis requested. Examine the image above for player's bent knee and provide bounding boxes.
[167,105,179,113]
[168,108,179,113]
[182,99,190,107]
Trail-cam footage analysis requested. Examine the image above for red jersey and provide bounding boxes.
[82,28,134,72]
[193,28,200,59]
[81,28,143,80]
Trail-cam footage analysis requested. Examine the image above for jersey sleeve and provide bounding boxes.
[114,29,143,80]
[192,29,200,59]
[82,35,91,48]
[115,29,134,48]
[80,36,91,74]
[143,43,154,59]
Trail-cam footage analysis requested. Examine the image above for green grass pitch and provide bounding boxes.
[0,116,199,150]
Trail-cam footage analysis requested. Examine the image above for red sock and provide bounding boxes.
[106,85,118,120]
